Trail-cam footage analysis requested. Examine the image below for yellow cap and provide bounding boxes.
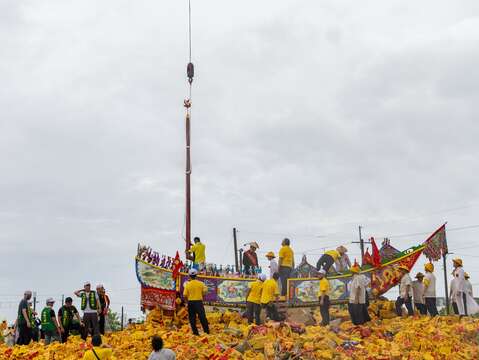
[424,263,434,272]
[465,272,470,279]
[452,258,463,267]
[265,251,275,258]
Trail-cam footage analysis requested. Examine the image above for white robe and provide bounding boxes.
[452,267,479,315]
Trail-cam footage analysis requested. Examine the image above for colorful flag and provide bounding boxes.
[172,251,183,279]
[362,248,373,266]
[423,224,448,261]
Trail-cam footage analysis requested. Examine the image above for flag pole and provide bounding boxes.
[443,251,450,315]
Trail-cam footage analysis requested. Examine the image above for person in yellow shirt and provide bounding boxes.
[245,274,266,325]
[183,269,210,335]
[316,246,348,274]
[317,270,330,326]
[82,335,112,360]
[278,238,294,296]
[261,273,283,321]
[189,237,206,271]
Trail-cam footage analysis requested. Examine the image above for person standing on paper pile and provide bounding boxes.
[74,282,101,340]
[261,272,281,321]
[450,258,479,316]
[243,242,259,275]
[317,270,330,326]
[245,274,266,325]
[450,274,459,315]
[16,290,33,345]
[395,265,414,316]
[41,298,61,345]
[423,263,438,316]
[58,297,83,343]
[278,238,294,296]
[412,273,427,315]
[96,285,110,335]
[183,269,210,336]
[188,237,206,271]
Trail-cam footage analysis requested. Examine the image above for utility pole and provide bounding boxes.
[62,294,65,306]
[239,249,244,274]
[33,291,37,312]
[233,228,239,273]
[352,225,370,264]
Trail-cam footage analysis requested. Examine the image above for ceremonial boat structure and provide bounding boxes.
[135,224,447,311]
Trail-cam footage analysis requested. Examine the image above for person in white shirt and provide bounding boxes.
[423,263,438,316]
[395,265,414,316]
[450,275,459,315]
[265,252,279,279]
[412,273,426,315]
[347,263,370,325]
[452,258,468,316]
[465,273,473,297]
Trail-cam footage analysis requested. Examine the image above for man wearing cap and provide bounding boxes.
[183,269,210,335]
[317,270,330,326]
[395,265,414,316]
[96,285,110,335]
[188,237,206,271]
[278,238,294,296]
[423,263,438,316]
[245,274,266,325]
[260,272,282,321]
[265,252,278,280]
[316,246,348,274]
[74,282,101,340]
[243,242,259,275]
[412,273,427,315]
[41,298,61,345]
[16,290,33,345]
[58,297,83,343]
[348,262,371,325]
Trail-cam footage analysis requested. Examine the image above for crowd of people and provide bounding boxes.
[14,282,110,346]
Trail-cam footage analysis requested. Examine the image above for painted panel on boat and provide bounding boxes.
[137,261,176,290]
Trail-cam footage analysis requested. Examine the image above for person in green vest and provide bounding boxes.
[58,297,83,343]
[28,301,40,342]
[41,298,61,345]
[74,282,101,340]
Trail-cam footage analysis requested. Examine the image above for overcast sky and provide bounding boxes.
[1,0,479,322]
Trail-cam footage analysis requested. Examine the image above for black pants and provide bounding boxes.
[395,296,414,316]
[319,295,330,326]
[452,302,459,315]
[99,314,106,334]
[262,302,281,321]
[415,303,427,315]
[316,254,335,273]
[16,323,32,345]
[187,301,209,335]
[81,313,99,340]
[61,323,81,343]
[348,303,367,325]
[246,302,261,325]
[279,266,292,296]
[425,297,438,316]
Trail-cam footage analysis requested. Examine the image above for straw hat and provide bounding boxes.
[465,272,470,279]
[424,263,434,272]
[265,251,275,258]
[398,265,409,272]
[248,242,260,249]
[452,258,463,267]
[415,272,425,279]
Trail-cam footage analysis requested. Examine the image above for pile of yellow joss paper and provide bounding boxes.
[1,302,479,359]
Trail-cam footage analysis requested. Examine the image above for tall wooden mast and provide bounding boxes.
[184,0,194,260]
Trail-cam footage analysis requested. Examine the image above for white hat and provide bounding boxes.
[189,269,198,276]
[84,281,91,286]
[46,297,55,304]
[96,284,104,289]
[258,274,267,281]
[318,269,327,275]
[24,290,32,296]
